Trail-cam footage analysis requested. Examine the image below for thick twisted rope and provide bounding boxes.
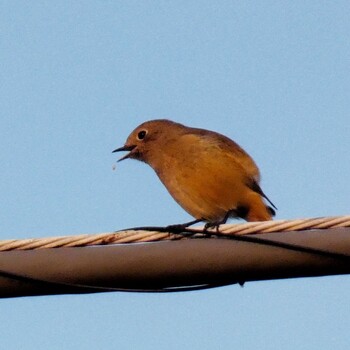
[0,215,349,252]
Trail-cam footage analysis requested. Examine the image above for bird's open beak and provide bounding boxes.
[112,145,136,162]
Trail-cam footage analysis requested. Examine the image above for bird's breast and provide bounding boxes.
[148,137,249,221]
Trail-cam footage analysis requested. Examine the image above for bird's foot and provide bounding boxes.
[203,222,222,234]
[203,209,238,233]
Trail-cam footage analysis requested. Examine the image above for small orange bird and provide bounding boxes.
[113,119,276,226]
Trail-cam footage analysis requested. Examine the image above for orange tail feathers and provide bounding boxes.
[243,192,274,222]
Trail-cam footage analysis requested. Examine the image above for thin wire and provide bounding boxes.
[0,268,238,294]
[0,215,350,251]
[1,215,350,294]
[123,225,350,262]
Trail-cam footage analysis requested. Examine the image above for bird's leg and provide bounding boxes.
[165,219,203,232]
[204,209,237,233]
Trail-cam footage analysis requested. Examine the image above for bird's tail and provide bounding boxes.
[242,191,275,222]
[249,180,277,211]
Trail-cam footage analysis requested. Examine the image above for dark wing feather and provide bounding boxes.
[249,180,277,213]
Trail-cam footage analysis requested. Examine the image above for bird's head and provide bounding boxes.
[113,119,184,164]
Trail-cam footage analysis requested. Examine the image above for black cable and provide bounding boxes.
[0,224,349,297]
[0,268,240,296]
[119,225,350,262]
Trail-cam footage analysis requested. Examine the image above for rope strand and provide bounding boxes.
[0,215,349,252]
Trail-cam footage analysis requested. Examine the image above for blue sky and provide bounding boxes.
[1,1,350,349]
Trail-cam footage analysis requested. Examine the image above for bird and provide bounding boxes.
[113,119,276,227]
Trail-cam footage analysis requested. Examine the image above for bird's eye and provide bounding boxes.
[137,130,147,140]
